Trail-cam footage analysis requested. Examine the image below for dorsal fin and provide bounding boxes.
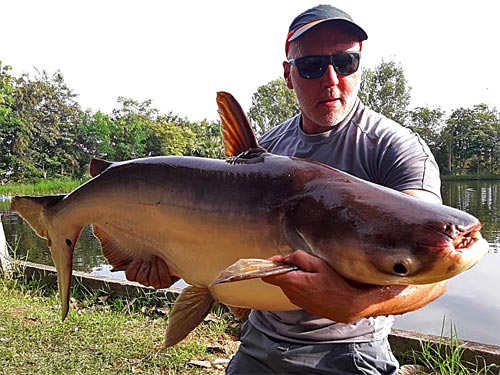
[216,91,259,157]
[89,158,113,177]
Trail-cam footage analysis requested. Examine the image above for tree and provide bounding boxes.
[443,104,500,175]
[188,119,224,159]
[73,110,117,176]
[10,69,83,180]
[248,78,300,136]
[358,60,411,126]
[147,113,197,157]
[107,97,159,160]
[0,61,22,182]
[407,106,445,147]
[407,106,448,173]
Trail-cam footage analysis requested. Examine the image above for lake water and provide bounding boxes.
[1,180,499,346]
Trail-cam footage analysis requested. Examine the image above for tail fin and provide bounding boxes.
[11,194,79,320]
[10,195,65,239]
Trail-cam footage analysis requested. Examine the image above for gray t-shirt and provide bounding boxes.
[249,98,441,344]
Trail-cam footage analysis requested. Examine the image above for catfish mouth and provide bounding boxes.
[418,221,484,251]
[413,221,488,281]
[452,223,483,251]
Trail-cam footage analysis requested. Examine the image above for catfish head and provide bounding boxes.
[286,176,489,285]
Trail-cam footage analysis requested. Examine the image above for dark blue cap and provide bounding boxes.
[286,5,368,54]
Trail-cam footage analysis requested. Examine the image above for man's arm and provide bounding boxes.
[401,189,442,203]
[263,188,447,323]
[263,250,447,323]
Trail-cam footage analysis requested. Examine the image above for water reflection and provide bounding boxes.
[394,181,500,346]
[1,181,500,345]
[1,212,105,273]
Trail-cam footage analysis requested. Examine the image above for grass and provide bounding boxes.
[399,320,500,375]
[0,272,240,375]
[1,269,499,375]
[0,177,86,197]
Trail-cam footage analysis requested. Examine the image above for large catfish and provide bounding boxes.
[11,92,488,347]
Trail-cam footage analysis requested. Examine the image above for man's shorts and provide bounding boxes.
[225,321,399,375]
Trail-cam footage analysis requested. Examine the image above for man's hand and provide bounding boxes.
[263,250,447,323]
[124,256,179,289]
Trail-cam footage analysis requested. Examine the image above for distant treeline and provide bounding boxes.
[1,59,499,183]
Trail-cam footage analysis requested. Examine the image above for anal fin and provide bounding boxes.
[165,286,215,347]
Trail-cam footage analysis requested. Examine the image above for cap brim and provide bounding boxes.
[288,18,368,42]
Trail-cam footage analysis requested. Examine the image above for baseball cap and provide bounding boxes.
[285,4,368,55]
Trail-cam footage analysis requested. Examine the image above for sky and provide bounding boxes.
[2,0,499,122]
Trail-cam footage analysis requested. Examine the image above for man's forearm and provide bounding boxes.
[337,281,448,323]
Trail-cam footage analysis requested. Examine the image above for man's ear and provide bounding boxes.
[283,61,293,89]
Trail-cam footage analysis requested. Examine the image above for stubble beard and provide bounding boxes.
[309,92,355,130]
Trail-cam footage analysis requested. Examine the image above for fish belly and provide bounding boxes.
[87,199,292,287]
[210,277,298,310]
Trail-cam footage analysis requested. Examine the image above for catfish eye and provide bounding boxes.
[378,256,418,279]
[393,262,409,276]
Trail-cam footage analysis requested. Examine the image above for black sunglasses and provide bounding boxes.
[288,52,361,79]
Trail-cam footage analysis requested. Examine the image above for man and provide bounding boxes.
[225,4,447,375]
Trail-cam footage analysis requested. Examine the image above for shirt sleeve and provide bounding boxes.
[378,129,442,199]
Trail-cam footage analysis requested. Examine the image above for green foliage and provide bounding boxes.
[248,78,300,135]
[0,68,84,181]
[148,113,197,157]
[15,69,83,179]
[359,60,411,126]
[188,119,225,159]
[408,106,449,172]
[443,104,500,175]
[75,110,116,171]
[0,61,24,183]
[357,59,500,176]
[400,319,499,375]
[0,62,227,181]
[104,97,156,160]
[408,106,446,148]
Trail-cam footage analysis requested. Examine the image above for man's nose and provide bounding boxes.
[321,64,340,87]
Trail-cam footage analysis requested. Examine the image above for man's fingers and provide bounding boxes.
[262,268,302,287]
[281,250,324,272]
[267,254,285,263]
